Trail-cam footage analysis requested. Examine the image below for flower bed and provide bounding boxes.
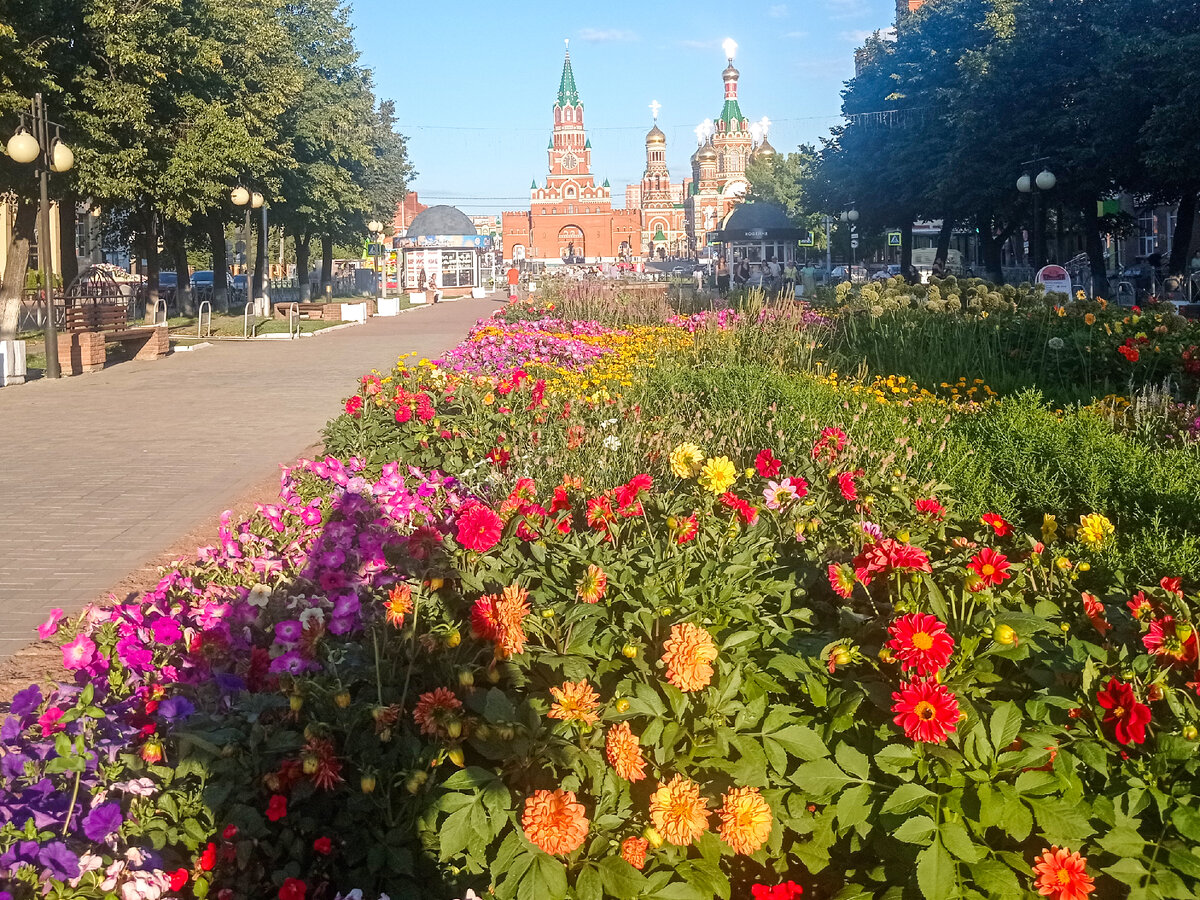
[2,304,1198,900]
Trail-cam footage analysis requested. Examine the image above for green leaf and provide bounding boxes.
[881,783,935,816]
[939,820,983,863]
[440,767,501,791]
[1014,770,1057,796]
[519,853,567,900]
[836,782,874,832]
[1102,857,1149,887]
[1167,847,1200,879]
[989,702,1022,753]
[971,859,1021,897]
[438,806,473,861]
[649,883,709,900]
[792,758,852,798]
[1096,822,1145,858]
[598,856,648,899]
[1029,797,1094,846]
[874,744,917,773]
[768,724,828,760]
[892,814,936,845]
[576,865,602,900]
[834,742,870,780]
[1172,805,1200,842]
[916,838,955,899]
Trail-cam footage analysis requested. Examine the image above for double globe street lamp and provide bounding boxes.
[1017,164,1056,271]
[7,93,74,378]
[231,187,267,314]
[840,207,860,276]
[368,219,387,300]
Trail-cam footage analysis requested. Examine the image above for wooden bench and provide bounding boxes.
[57,303,169,375]
[273,301,329,320]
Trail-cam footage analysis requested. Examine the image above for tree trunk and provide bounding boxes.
[935,216,955,270]
[144,206,160,323]
[1082,198,1110,300]
[209,215,229,312]
[252,211,266,302]
[900,219,914,281]
[295,231,312,301]
[58,191,80,289]
[165,220,194,315]
[978,212,1005,284]
[320,234,333,294]
[0,200,37,341]
[1168,190,1198,276]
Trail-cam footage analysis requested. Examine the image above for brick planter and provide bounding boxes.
[58,331,107,375]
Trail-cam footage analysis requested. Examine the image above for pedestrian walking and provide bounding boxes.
[783,260,797,295]
[716,258,730,297]
[506,265,520,300]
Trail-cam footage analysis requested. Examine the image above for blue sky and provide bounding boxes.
[347,0,897,216]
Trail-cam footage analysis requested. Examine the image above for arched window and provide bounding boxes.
[565,107,573,122]
[566,187,575,198]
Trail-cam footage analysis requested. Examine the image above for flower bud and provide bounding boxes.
[878,647,894,663]
[993,624,1018,646]
[1147,684,1164,702]
[447,747,465,767]
[1176,623,1194,642]
[496,725,515,741]
[334,691,351,709]
[486,666,502,684]
[660,607,673,617]
[1077,562,1090,572]
[831,647,852,667]
[140,738,164,765]
[1183,724,1198,741]
[642,827,664,849]
[289,693,304,712]
[614,698,630,713]
[360,774,376,794]
[406,771,428,794]
[445,629,462,648]
[621,644,638,659]
[541,608,555,619]
[446,719,463,739]
[474,723,492,741]
[458,669,475,688]
[429,577,445,591]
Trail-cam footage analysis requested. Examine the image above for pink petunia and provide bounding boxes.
[37,608,66,641]
[62,634,97,670]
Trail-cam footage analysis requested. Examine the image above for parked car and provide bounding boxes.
[671,265,687,277]
[871,264,903,282]
[830,265,869,284]
[158,271,178,289]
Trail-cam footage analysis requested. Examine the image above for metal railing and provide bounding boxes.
[243,302,256,339]
[287,302,300,340]
[197,300,212,338]
[152,299,168,327]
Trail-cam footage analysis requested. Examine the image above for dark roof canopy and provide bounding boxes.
[406,205,477,237]
[711,202,804,243]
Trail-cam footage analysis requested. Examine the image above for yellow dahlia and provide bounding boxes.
[576,564,608,604]
[522,789,589,856]
[1077,513,1114,548]
[605,722,647,782]
[697,456,737,494]
[548,679,601,726]
[716,785,773,854]
[383,584,412,628]
[648,775,709,846]
[662,622,719,692]
[669,442,705,478]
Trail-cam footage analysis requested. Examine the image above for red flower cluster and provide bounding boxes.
[1081,593,1111,636]
[755,448,781,478]
[279,878,307,900]
[914,497,946,520]
[456,502,504,553]
[1095,678,1151,745]
[751,882,803,900]
[719,492,759,525]
[852,538,932,587]
[980,512,1011,537]
[1117,340,1140,363]
[266,794,288,822]
[344,395,363,418]
[811,427,848,463]
[394,386,435,424]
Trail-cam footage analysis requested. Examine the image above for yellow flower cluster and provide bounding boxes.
[818,371,945,407]
[937,377,998,403]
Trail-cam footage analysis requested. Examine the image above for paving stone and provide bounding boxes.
[0,299,492,658]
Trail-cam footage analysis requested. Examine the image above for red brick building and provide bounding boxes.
[503,46,641,263]
[392,192,429,237]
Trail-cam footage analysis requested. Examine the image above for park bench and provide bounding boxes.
[57,302,168,375]
[273,301,330,320]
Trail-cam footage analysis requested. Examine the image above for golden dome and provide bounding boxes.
[751,138,776,161]
[646,124,666,145]
[697,141,717,162]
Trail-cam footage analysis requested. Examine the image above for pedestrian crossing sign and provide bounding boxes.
[887,231,902,246]
[799,231,814,246]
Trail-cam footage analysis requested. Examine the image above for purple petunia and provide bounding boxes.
[158,697,195,722]
[10,684,42,718]
[268,650,309,675]
[150,618,182,645]
[81,801,123,841]
[39,840,81,880]
[274,620,304,645]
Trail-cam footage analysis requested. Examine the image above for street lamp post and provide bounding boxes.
[840,207,860,276]
[231,187,266,313]
[7,93,74,379]
[1017,161,1056,271]
[368,220,384,300]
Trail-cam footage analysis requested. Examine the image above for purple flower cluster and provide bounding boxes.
[434,318,620,376]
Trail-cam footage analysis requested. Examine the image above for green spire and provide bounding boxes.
[531,178,538,189]
[584,137,592,149]
[602,177,610,188]
[557,46,580,107]
[548,137,554,149]
[717,99,744,127]
[652,226,667,242]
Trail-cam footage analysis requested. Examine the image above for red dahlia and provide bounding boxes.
[980,512,1011,537]
[755,448,782,478]
[456,503,503,553]
[968,547,1011,586]
[1095,678,1151,745]
[891,678,960,743]
[886,613,955,675]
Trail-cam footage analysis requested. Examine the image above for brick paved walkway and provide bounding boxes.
[0,298,491,658]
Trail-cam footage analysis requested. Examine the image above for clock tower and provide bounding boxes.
[547,43,597,191]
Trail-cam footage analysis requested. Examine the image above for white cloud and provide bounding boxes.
[785,30,808,39]
[827,0,868,19]
[769,4,789,17]
[578,27,638,42]
[840,29,875,43]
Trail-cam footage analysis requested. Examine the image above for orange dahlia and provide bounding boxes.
[717,786,773,855]
[412,687,462,737]
[494,584,531,657]
[576,565,608,603]
[384,584,413,628]
[605,722,647,781]
[548,679,601,726]
[522,789,589,856]
[620,836,649,870]
[1031,846,1095,899]
[648,775,709,846]
[662,623,718,692]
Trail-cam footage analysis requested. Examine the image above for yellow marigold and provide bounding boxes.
[548,679,601,726]
[383,584,413,628]
[605,722,647,782]
[697,456,737,494]
[1042,513,1059,544]
[669,442,705,478]
[648,775,710,846]
[662,623,719,692]
[495,584,531,657]
[522,789,589,856]
[620,836,649,869]
[576,564,608,604]
[1077,513,1114,548]
[717,786,773,855]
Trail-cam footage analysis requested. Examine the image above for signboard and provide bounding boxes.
[798,231,815,247]
[888,231,902,247]
[1035,264,1072,297]
[398,234,494,250]
[366,242,383,257]
[745,228,768,240]
[850,239,860,250]
[404,248,442,291]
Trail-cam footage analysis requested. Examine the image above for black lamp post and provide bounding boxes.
[7,93,75,379]
[231,187,265,311]
[1017,161,1056,271]
[839,207,859,276]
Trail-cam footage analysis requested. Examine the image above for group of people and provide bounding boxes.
[712,257,820,298]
